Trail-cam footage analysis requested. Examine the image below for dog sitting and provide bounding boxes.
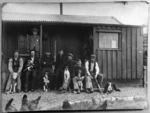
[5,98,18,112]
[7,72,18,94]
[77,70,84,92]
[43,72,50,92]
[103,82,121,94]
[20,94,41,111]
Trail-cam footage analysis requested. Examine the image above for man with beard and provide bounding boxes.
[5,50,24,93]
[41,51,55,90]
[24,50,39,92]
[85,54,103,93]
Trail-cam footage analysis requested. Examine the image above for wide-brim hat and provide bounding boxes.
[68,53,74,58]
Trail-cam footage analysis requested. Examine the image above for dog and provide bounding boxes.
[7,72,18,94]
[5,98,18,112]
[103,82,121,94]
[43,72,50,92]
[20,94,41,111]
[77,70,84,92]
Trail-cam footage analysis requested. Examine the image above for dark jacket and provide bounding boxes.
[25,56,39,70]
[65,59,76,77]
[55,54,66,69]
[41,55,54,68]
[73,65,86,78]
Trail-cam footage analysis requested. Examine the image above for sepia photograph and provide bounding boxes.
[0,0,149,112]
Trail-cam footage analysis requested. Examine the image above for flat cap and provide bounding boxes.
[32,28,39,32]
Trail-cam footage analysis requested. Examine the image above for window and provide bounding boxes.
[18,34,28,54]
[99,33,119,49]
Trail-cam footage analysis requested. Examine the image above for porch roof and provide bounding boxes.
[2,13,122,25]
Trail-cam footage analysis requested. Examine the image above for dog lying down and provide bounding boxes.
[5,94,41,112]
[103,82,121,94]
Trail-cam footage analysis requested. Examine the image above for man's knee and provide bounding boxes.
[97,73,103,79]
[85,76,91,82]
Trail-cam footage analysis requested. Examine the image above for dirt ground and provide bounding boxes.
[2,81,147,112]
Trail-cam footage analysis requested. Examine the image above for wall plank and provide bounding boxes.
[117,50,122,79]
[131,27,137,79]
[107,51,112,79]
[127,27,132,79]
[122,27,127,79]
[137,28,143,79]
[112,51,117,79]
[102,50,107,79]
[97,50,103,73]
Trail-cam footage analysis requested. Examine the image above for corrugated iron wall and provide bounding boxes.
[96,26,143,80]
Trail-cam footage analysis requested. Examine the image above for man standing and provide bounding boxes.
[41,51,55,90]
[85,54,103,93]
[28,28,40,58]
[55,50,65,89]
[5,50,23,93]
[24,50,39,92]
[73,59,86,94]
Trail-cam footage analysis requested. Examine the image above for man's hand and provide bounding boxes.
[88,74,93,79]
[94,74,98,80]
[27,67,31,70]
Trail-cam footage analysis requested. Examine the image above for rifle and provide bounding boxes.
[94,77,102,93]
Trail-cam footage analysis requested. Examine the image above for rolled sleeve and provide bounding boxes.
[95,62,100,75]
[85,61,90,76]
[18,58,24,73]
[8,58,13,73]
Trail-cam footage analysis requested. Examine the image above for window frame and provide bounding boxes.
[97,30,122,51]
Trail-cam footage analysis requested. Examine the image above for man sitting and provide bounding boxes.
[41,51,55,90]
[85,54,103,93]
[73,59,86,94]
[59,53,75,92]
[5,50,23,93]
[24,50,39,92]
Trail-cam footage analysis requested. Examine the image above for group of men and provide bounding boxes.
[4,49,104,94]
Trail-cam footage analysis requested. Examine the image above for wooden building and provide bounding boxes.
[0,1,147,81]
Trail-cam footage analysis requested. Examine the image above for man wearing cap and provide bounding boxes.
[85,54,103,93]
[64,53,76,90]
[55,49,66,90]
[41,51,55,90]
[5,50,24,93]
[28,28,40,58]
[72,59,86,94]
[24,50,40,92]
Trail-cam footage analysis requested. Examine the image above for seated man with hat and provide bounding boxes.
[59,53,76,92]
[85,54,103,93]
[72,59,86,94]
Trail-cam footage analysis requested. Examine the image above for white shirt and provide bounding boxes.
[85,61,99,76]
